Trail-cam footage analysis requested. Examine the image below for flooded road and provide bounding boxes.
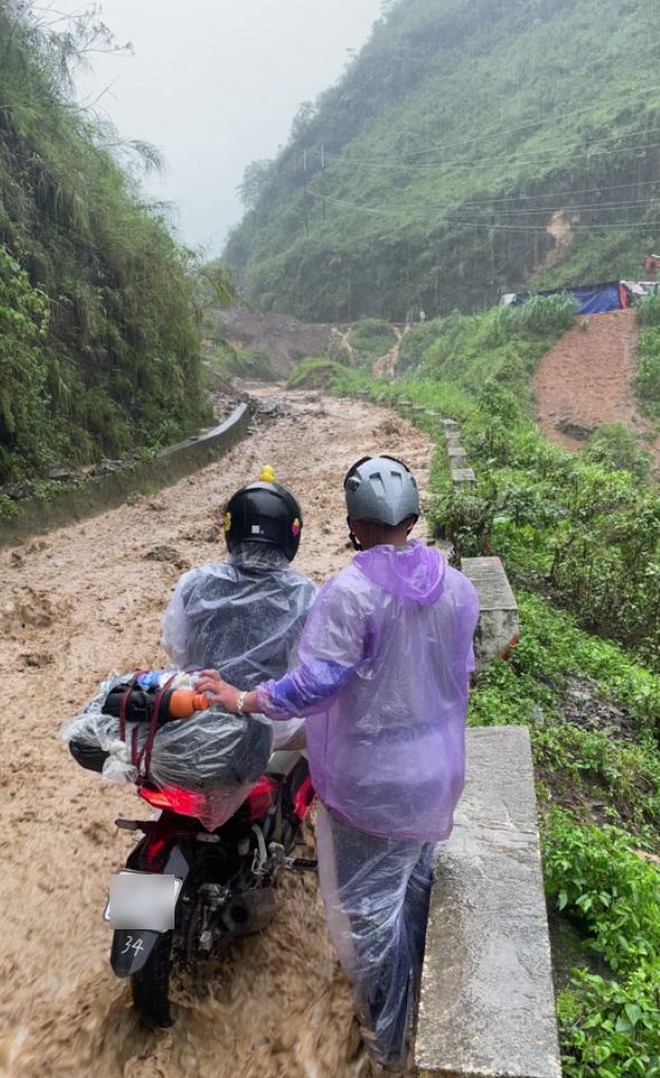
[0,391,431,1077]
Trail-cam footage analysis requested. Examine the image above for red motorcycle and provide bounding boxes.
[68,675,315,1027]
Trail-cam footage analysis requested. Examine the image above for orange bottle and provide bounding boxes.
[165,689,209,719]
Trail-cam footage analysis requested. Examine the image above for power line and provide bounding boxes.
[304,130,660,173]
[308,191,660,233]
[304,85,655,164]
[306,184,660,223]
[302,162,660,210]
[473,197,660,216]
[450,179,660,209]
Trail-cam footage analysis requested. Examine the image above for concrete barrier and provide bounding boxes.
[450,467,476,485]
[416,727,561,1078]
[461,556,519,671]
[0,404,250,549]
[437,422,473,486]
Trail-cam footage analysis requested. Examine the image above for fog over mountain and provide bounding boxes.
[54,0,385,253]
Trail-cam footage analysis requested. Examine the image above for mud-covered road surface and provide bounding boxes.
[0,391,432,1078]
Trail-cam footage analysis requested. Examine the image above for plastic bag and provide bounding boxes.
[62,670,274,829]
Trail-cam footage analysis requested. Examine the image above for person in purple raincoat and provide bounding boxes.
[197,455,479,1071]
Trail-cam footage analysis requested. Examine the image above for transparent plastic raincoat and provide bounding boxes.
[162,543,318,750]
[256,539,479,842]
[162,544,316,683]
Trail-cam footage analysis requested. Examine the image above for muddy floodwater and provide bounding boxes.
[0,392,431,1077]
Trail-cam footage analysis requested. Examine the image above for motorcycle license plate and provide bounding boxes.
[104,871,182,932]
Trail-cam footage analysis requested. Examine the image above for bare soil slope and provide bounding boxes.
[531,308,659,467]
[0,391,430,1078]
[213,309,348,378]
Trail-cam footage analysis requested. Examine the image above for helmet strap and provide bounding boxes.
[347,517,363,551]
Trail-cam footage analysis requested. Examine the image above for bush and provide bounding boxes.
[456,394,660,667]
[397,318,445,372]
[211,345,276,382]
[0,6,210,479]
[508,292,579,337]
[544,811,660,970]
[348,318,397,366]
[635,295,660,416]
[585,424,652,480]
[636,291,660,328]
[635,325,660,418]
[544,811,660,1077]
[420,297,576,403]
[286,357,348,389]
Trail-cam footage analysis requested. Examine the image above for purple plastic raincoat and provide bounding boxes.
[256,540,479,841]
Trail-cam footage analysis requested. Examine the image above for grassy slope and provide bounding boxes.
[224,0,660,321]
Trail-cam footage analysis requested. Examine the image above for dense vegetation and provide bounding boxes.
[0,1,211,487]
[304,296,659,1076]
[224,0,660,321]
[636,291,660,418]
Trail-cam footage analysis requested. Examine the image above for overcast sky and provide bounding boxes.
[51,0,384,256]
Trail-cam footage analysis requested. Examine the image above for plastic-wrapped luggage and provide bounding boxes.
[62,670,274,829]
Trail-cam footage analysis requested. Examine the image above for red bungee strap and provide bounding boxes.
[119,670,148,743]
[135,672,177,779]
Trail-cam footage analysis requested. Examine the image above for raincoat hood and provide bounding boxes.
[353,539,445,605]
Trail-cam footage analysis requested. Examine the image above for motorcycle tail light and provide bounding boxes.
[139,784,206,817]
[139,787,172,810]
[245,777,277,821]
[138,783,254,831]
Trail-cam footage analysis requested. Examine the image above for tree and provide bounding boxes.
[237,159,275,209]
[0,246,52,480]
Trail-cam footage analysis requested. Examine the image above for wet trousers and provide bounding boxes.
[315,801,435,1067]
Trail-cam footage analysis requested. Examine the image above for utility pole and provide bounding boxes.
[303,146,308,233]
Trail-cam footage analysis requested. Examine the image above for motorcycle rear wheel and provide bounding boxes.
[131,931,174,1028]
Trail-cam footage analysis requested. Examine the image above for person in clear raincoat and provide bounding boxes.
[162,469,317,752]
[196,455,480,1071]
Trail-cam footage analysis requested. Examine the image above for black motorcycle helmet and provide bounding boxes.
[223,473,303,562]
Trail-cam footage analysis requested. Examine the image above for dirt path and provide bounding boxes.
[0,391,431,1078]
[531,308,660,467]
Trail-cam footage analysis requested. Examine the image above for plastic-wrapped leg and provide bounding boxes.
[403,841,435,994]
[315,802,435,1069]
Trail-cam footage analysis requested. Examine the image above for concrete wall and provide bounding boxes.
[0,404,250,549]
[416,728,562,1078]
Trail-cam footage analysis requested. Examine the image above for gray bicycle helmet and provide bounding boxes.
[343,455,419,526]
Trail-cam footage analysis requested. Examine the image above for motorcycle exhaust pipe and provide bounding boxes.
[222,888,277,936]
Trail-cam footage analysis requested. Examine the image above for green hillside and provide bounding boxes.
[224,0,660,321]
[0,2,211,486]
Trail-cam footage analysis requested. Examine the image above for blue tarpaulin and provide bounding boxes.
[507,281,625,314]
[559,282,622,314]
